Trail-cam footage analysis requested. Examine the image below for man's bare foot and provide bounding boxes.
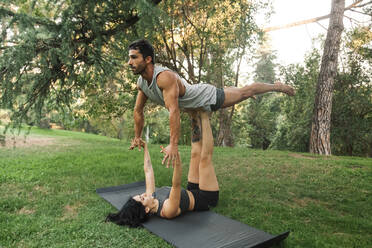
[274,82,295,96]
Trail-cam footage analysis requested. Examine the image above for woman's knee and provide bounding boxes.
[199,156,212,167]
[190,148,201,161]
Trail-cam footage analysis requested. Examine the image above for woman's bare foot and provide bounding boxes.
[274,82,295,96]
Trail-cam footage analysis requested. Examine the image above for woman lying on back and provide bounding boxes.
[106,111,219,227]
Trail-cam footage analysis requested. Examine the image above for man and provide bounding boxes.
[128,39,295,167]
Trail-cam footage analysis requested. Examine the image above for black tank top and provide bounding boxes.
[152,186,190,217]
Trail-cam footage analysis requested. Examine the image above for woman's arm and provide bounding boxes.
[161,154,182,219]
[143,143,155,196]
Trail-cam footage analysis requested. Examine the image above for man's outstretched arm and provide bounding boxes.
[130,88,148,151]
[157,71,180,168]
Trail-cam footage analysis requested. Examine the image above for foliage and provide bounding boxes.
[139,106,191,145]
[243,45,279,149]
[0,0,269,147]
[331,27,372,156]
[243,95,281,149]
[271,26,372,157]
[270,50,321,152]
[145,0,264,86]
[143,106,170,144]
[137,0,268,146]
[0,0,161,129]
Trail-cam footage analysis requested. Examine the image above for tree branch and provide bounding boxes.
[0,6,58,27]
[264,0,366,32]
[352,0,372,8]
[344,14,363,23]
[74,15,139,44]
[349,8,372,16]
[316,21,328,31]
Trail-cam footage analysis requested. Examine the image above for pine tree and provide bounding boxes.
[246,37,279,149]
[0,0,161,128]
[309,0,345,155]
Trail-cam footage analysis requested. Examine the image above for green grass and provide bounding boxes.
[0,128,371,248]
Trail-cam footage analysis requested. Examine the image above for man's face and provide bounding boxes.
[128,49,147,75]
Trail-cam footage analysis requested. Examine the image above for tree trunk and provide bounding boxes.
[213,45,234,147]
[116,117,126,140]
[217,108,234,147]
[309,0,345,155]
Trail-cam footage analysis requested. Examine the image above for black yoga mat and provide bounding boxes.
[96,181,289,248]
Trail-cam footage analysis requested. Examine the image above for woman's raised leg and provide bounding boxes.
[187,111,202,185]
[199,111,219,191]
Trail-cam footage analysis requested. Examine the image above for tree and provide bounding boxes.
[0,0,162,129]
[260,0,371,156]
[271,50,320,152]
[0,0,271,147]
[271,25,372,157]
[138,0,265,146]
[331,26,372,156]
[309,0,345,155]
[245,39,279,149]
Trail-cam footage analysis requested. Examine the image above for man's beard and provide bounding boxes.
[131,64,145,75]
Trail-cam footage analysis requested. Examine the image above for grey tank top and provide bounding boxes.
[137,65,217,111]
[152,186,190,217]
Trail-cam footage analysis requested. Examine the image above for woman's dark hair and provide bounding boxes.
[128,39,155,64]
[105,198,149,228]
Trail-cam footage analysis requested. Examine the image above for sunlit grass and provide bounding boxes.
[0,128,371,247]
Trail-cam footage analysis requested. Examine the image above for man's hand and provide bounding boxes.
[129,137,145,151]
[160,144,179,168]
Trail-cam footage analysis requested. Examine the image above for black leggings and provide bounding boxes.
[187,182,219,211]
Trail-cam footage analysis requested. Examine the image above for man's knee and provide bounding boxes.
[223,88,247,106]
[241,86,254,99]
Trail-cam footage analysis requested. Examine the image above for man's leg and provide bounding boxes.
[222,82,295,108]
[187,111,202,185]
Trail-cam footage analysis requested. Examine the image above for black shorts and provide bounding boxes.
[210,88,225,112]
[187,182,219,211]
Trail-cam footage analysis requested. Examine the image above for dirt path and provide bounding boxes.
[1,135,56,148]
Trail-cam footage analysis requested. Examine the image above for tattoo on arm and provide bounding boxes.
[191,117,202,143]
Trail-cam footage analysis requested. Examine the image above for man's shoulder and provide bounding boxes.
[155,64,170,71]
[157,69,177,78]
[157,70,178,88]
[155,65,178,76]
[156,65,178,82]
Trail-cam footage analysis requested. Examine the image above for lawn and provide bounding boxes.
[0,128,371,248]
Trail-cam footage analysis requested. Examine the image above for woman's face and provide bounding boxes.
[133,193,154,208]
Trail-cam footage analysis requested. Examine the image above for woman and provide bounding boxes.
[106,111,219,227]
